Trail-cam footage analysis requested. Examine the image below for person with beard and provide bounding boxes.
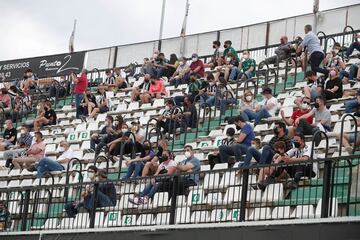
[219,116,254,164]
[295,96,331,146]
[241,121,292,167]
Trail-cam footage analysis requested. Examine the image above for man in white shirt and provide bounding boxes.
[36,141,75,178]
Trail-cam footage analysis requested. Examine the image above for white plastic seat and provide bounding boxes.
[104,211,122,227]
[122,215,137,226]
[78,131,90,141]
[218,171,240,188]
[190,211,209,223]
[155,213,170,225]
[67,132,78,143]
[59,217,75,229]
[315,198,338,218]
[262,183,284,202]
[153,99,165,108]
[198,140,213,148]
[209,130,223,137]
[204,192,223,206]
[249,207,272,221]
[247,189,263,203]
[290,205,315,219]
[209,208,230,222]
[75,123,87,132]
[187,189,204,205]
[96,113,107,123]
[153,192,170,207]
[175,207,191,224]
[213,163,228,170]
[271,206,292,219]
[136,214,154,226]
[203,173,220,190]
[45,144,57,155]
[213,136,226,147]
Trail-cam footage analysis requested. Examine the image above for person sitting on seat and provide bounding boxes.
[129,150,177,205]
[263,36,293,66]
[33,101,57,131]
[239,90,258,122]
[238,50,256,80]
[323,68,343,101]
[219,116,254,164]
[90,115,115,156]
[208,127,235,169]
[88,84,110,119]
[65,167,116,217]
[141,139,169,177]
[79,89,98,117]
[340,115,360,154]
[36,141,75,178]
[0,120,17,151]
[303,70,323,102]
[170,57,190,86]
[131,74,151,102]
[12,132,45,170]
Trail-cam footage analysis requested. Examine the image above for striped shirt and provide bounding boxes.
[105,75,115,85]
[221,137,234,146]
[18,133,33,148]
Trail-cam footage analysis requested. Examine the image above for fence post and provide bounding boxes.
[239,168,249,222]
[169,175,179,225]
[321,159,332,218]
[21,189,31,231]
[89,183,99,228]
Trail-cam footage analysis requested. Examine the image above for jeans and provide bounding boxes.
[200,95,216,107]
[345,98,360,113]
[219,98,237,114]
[75,93,84,119]
[36,157,65,178]
[242,108,271,125]
[139,183,160,199]
[153,68,165,78]
[346,41,360,57]
[64,191,114,217]
[229,67,240,80]
[90,138,100,151]
[349,64,359,80]
[122,161,145,180]
[310,51,328,76]
[219,143,249,162]
[241,145,273,167]
[184,114,197,129]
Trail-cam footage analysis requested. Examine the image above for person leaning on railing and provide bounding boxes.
[128,150,177,205]
[65,167,116,218]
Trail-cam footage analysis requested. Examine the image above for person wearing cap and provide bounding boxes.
[219,116,255,164]
[12,132,45,170]
[345,89,360,113]
[0,120,17,151]
[65,167,116,217]
[189,53,205,77]
[242,87,278,125]
[0,200,10,231]
[3,125,33,168]
[35,140,75,178]
[223,40,239,61]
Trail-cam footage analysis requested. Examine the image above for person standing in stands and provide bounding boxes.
[219,116,254,164]
[242,121,292,167]
[296,24,328,76]
[72,69,88,119]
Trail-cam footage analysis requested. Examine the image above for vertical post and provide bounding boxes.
[169,175,179,225]
[113,47,118,69]
[158,0,166,51]
[239,169,249,221]
[321,160,332,218]
[89,183,99,229]
[265,22,270,56]
[21,189,31,231]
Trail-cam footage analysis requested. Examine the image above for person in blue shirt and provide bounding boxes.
[219,115,255,163]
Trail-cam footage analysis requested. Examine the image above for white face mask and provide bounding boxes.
[227,136,232,140]
[184,151,191,158]
[192,57,198,62]
[301,103,309,110]
[226,57,232,62]
[334,49,339,54]
[87,172,95,179]
[122,128,128,133]
[165,106,170,111]
[20,130,26,134]
[58,147,65,152]
[209,82,215,86]
[251,144,257,149]
[245,96,252,101]
[36,105,40,110]
[179,61,184,65]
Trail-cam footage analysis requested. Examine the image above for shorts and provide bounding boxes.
[310,87,321,101]
[99,106,109,113]
[349,133,360,144]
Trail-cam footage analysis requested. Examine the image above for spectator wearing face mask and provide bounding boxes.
[129,150,177,205]
[239,90,258,121]
[208,127,235,169]
[170,57,190,86]
[157,100,180,135]
[205,41,223,69]
[219,116,254,164]
[163,53,179,78]
[323,68,343,100]
[104,69,116,91]
[324,43,345,73]
[242,121,292,167]
[141,139,169,177]
[88,84,110,120]
[152,53,169,78]
[264,36,293,66]
[90,115,115,156]
[65,167,116,217]
[239,50,256,79]
[281,97,313,138]
[3,125,32,168]
[113,67,128,89]
[189,53,205,77]
[295,96,331,146]
[33,101,57,131]
[223,40,239,61]
[174,72,202,106]
[122,142,155,180]
[35,141,75,178]
[180,96,197,130]
[199,73,217,107]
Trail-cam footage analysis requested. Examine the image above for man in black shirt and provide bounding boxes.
[0,120,17,151]
[33,101,57,131]
[157,99,180,135]
[208,127,235,169]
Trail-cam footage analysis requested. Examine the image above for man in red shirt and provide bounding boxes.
[189,53,204,77]
[72,69,88,119]
[281,97,313,138]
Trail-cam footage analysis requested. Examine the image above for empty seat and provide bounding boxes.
[262,183,284,202]
[190,211,209,223]
[153,192,170,207]
[271,206,292,219]
[218,171,240,188]
[136,214,154,226]
[290,205,315,219]
[249,207,272,221]
[209,208,230,222]
[175,207,191,224]
[187,189,204,205]
[222,186,242,204]
[122,215,137,226]
[315,198,338,218]
[155,213,170,225]
[104,211,122,227]
[204,192,223,206]
[203,173,220,190]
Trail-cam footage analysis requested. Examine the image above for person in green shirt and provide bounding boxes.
[223,40,239,61]
[174,72,202,106]
[239,50,256,79]
[0,201,10,231]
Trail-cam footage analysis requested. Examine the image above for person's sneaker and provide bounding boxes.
[142,196,149,205]
[128,196,141,205]
[345,146,353,155]
[286,180,298,190]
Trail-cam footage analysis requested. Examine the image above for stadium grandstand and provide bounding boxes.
[0,2,360,240]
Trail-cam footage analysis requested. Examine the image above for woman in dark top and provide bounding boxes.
[79,89,98,117]
[164,53,179,78]
[33,101,57,131]
[324,69,343,100]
